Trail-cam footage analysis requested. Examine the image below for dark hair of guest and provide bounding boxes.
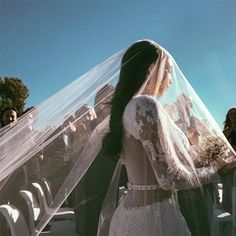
[223,107,236,131]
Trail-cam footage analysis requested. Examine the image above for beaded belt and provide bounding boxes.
[127,182,160,191]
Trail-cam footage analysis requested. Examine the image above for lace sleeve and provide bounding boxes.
[133,96,217,190]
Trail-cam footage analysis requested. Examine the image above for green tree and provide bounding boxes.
[0,77,29,116]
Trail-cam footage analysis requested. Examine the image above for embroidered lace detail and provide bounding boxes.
[123,97,141,140]
[109,197,191,236]
[123,95,218,191]
[127,182,160,191]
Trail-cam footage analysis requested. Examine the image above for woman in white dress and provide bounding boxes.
[99,40,234,236]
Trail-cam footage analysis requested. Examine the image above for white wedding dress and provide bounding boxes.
[108,95,217,236]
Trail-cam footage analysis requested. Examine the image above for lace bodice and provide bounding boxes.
[122,95,217,191]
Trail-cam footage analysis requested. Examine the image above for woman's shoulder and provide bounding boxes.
[129,95,160,108]
[124,95,161,121]
[130,95,161,112]
[123,96,160,139]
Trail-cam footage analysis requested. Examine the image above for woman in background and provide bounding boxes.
[221,107,236,214]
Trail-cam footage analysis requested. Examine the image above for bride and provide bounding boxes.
[0,39,235,236]
[98,40,236,235]
[102,40,192,235]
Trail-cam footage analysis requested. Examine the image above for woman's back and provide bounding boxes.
[122,135,157,186]
[122,95,172,207]
[109,95,190,235]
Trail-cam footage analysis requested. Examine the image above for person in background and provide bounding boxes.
[0,107,17,134]
[175,94,219,236]
[41,115,76,197]
[221,107,236,214]
[94,84,115,125]
[0,107,26,236]
[71,104,97,164]
[74,90,127,236]
[1,107,17,127]
[223,107,236,151]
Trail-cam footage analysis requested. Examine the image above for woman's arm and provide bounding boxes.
[134,96,218,190]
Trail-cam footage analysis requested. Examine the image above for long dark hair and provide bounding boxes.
[102,40,159,160]
[223,107,236,131]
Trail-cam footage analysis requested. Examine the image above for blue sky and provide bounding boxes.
[0,0,236,127]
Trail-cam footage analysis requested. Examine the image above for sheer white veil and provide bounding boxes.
[0,39,235,235]
[0,48,124,235]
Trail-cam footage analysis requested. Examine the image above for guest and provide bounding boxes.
[1,106,17,127]
[41,115,75,197]
[69,104,97,164]
[0,107,17,137]
[223,107,236,151]
[175,94,219,235]
[221,107,236,214]
[177,185,215,236]
[94,84,115,124]
[21,108,42,187]
[62,114,77,162]
[0,107,26,236]
[74,91,127,236]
